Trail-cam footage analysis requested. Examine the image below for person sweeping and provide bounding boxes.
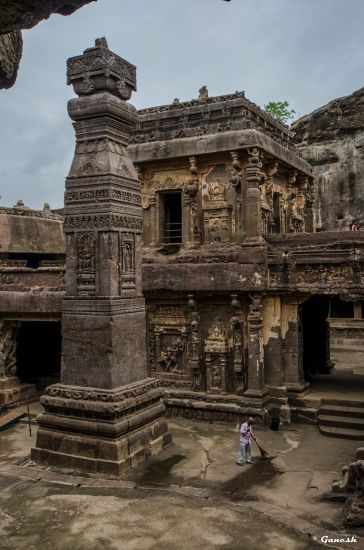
[236,416,255,465]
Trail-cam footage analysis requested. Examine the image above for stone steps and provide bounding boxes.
[319,425,364,440]
[321,398,364,408]
[318,399,364,440]
[319,405,364,419]
[318,414,364,430]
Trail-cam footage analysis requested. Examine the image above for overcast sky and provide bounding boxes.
[1,0,364,209]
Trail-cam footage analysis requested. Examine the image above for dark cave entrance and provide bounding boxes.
[301,296,331,381]
[16,321,62,389]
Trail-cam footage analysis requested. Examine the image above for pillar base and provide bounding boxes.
[286,381,309,394]
[0,377,38,407]
[244,387,269,399]
[31,378,172,477]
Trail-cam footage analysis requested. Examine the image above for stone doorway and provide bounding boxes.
[16,321,61,389]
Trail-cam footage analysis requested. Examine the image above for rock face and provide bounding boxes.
[0,0,95,89]
[332,448,364,527]
[0,31,22,89]
[293,87,364,230]
[0,0,96,33]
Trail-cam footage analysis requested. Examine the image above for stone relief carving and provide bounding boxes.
[158,336,184,373]
[77,232,96,296]
[204,318,229,393]
[0,322,17,378]
[120,234,136,288]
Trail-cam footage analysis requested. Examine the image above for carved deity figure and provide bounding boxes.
[122,241,134,273]
[207,180,225,202]
[77,232,95,273]
[205,319,228,354]
[158,337,184,373]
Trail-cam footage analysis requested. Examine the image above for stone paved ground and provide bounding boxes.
[0,414,363,550]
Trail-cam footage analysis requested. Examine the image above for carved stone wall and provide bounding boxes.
[146,294,247,395]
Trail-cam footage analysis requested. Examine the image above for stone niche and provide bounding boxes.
[148,304,191,389]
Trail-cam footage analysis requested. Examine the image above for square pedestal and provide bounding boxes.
[31,378,172,476]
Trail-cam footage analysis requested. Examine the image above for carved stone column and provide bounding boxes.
[0,321,37,406]
[244,294,266,397]
[32,39,171,475]
[245,148,264,242]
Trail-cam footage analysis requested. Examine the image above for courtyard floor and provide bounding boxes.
[0,410,363,550]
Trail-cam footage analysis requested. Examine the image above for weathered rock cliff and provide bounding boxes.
[293,87,364,230]
[0,0,95,88]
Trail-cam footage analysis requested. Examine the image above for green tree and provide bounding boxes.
[264,100,296,124]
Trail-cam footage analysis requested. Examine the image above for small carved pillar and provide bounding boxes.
[281,298,307,393]
[304,177,315,233]
[184,157,201,248]
[187,294,203,390]
[230,294,245,393]
[230,152,244,242]
[245,294,266,397]
[32,38,171,475]
[245,148,264,242]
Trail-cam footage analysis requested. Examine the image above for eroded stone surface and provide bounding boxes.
[293,87,364,231]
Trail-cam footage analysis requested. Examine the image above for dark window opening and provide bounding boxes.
[330,297,354,318]
[16,321,62,389]
[161,192,182,245]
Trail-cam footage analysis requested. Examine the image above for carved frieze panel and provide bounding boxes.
[65,188,141,207]
[295,264,354,286]
[64,214,142,232]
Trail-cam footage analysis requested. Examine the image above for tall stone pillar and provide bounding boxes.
[245,147,264,242]
[31,38,171,475]
[281,299,307,393]
[244,294,267,397]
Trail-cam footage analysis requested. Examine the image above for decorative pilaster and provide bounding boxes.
[230,152,244,242]
[245,294,266,397]
[230,294,245,393]
[187,294,203,390]
[31,39,171,476]
[245,148,264,242]
[184,157,201,248]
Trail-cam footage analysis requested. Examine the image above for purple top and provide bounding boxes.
[240,421,253,445]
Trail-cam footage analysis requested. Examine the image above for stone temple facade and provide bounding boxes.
[1,40,364,451]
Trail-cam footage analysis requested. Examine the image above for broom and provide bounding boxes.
[252,437,274,460]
